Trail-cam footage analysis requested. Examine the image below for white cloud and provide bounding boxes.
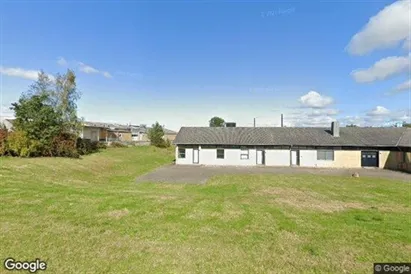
[351,55,410,83]
[367,106,390,116]
[394,79,411,92]
[102,71,112,78]
[307,108,339,117]
[57,57,68,67]
[78,62,112,78]
[0,103,13,114]
[0,66,40,80]
[299,91,333,108]
[78,62,99,74]
[346,0,411,55]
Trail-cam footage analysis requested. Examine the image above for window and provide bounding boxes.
[240,147,249,160]
[317,150,334,161]
[217,149,224,159]
[178,148,186,158]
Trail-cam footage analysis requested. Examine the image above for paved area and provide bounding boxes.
[136,165,411,184]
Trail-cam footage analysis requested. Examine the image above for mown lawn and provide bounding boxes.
[0,146,410,273]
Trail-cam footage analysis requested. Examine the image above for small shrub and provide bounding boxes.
[110,142,127,148]
[0,127,8,156]
[52,133,79,158]
[97,142,107,149]
[7,131,42,157]
[76,138,99,155]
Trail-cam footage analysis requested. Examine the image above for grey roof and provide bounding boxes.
[163,128,177,135]
[398,128,411,147]
[174,127,411,147]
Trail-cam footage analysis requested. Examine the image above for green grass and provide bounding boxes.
[1,147,410,273]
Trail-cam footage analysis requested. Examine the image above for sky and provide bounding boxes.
[0,0,410,131]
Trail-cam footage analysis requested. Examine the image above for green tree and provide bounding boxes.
[24,70,82,134]
[209,116,225,127]
[54,70,82,134]
[402,121,411,128]
[148,122,166,147]
[11,93,63,155]
[346,124,358,127]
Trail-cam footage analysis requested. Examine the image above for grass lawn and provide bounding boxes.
[1,146,410,273]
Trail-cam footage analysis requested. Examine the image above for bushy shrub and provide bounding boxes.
[110,142,127,148]
[97,142,107,149]
[76,138,100,155]
[51,133,79,158]
[0,127,8,156]
[7,130,42,157]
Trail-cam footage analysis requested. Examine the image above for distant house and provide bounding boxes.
[131,124,149,142]
[131,124,177,142]
[81,121,177,143]
[1,119,15,131]
[173,122,411,172]
[80,121,132,142]
[163,128,178,141]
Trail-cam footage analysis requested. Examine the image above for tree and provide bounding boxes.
[209,116,225,127]
[402,121,411,128]
[9,70,82,156]
[147,122,166,147]
[24,70,82,134]
[11,93,63,154]
[346,124,358,127]
[54,70,82,134]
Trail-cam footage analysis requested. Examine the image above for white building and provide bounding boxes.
[173,122,411,170]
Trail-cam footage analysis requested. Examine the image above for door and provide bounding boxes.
[361,151,378,167]
[193,148,199,164]
[91,130,98,141]
[291,150,299,166]
[257,149,265,165]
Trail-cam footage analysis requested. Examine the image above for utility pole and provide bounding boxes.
[281,114,284,128]
[253,118,256,127]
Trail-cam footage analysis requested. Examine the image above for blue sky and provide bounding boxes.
[0,0,410,130]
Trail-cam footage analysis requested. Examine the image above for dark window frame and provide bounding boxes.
[240,147,249,160]
[317,150,334,161]
[217,149,225,159]
[178,148,186,159]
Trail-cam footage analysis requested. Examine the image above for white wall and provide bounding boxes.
[299,150,317,167]
[265,150,290,166]
[200,147,257,166]
[175,147,194,165]
[175,146,257,166]
[81,127,100,141]
[175,146,370,169]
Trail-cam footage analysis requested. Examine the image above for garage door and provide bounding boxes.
[361,151,378,167]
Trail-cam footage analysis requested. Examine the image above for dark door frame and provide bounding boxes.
[256,149,265,165]
[361,151,379,167]
[290,149,300,166]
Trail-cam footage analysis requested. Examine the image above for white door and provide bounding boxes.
[193,148,199,164]
[257,150,265,165]
[291,150,297,166]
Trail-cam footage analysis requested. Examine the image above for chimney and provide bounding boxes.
[281,114,284,128]
[331,121,340,137]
